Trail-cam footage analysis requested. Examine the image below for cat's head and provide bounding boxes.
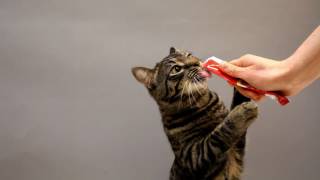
[132,47,209,109]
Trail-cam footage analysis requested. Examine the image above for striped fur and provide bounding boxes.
[132,47,258,180]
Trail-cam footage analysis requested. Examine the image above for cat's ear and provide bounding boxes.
[131,67,155,89]
[169,47,176,54]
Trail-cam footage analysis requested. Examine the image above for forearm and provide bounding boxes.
[281,26,320,95]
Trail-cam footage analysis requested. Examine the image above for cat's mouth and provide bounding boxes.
[198,70,211,78]
[180,70,208,96]
[189,68,210,84]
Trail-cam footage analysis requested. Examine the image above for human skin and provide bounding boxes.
[219,26,320,101]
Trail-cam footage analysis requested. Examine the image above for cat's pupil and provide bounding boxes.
[174,66,181,72]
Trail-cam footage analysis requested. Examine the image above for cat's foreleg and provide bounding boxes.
[177,101,258,172]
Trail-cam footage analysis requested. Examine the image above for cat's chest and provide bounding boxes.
[163,113,226,152]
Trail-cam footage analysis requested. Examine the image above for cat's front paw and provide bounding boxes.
[239,101,258,123]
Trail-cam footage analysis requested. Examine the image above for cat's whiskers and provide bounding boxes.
[190,83,197,105]
[178,82,187,109]
[187,82,193,106]
[193,78,202,96]
[191,83,198,106]
[187,81,197,105]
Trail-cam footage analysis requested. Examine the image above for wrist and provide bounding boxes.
[274,60,293,91]
[278,56,305,96]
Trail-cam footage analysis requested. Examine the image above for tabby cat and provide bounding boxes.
[131,47,258,180]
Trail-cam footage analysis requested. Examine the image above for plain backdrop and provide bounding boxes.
[0,0,319,179]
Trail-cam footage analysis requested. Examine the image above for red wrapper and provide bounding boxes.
[202,57,289,106]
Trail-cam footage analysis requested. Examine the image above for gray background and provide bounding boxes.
[0,0,319,179]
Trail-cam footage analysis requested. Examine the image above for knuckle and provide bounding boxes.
[229,67,236,74]
[242,54,253,60]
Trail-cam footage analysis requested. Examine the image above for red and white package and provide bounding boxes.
[201,56,289,106]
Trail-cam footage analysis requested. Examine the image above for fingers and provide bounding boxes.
[219,62,247,79]
[234,86,265,102]
[220,54,260,79]
[229,54,255,67]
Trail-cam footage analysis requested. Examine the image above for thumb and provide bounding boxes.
[219,62,246,78]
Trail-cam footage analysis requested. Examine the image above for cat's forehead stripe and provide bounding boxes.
[163,58,184,66]
[174,60,184,66]
[163,57,200,67]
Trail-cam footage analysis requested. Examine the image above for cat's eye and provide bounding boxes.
[174,66,181,72]
[170,65,183,76]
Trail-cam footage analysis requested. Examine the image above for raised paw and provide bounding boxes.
[238,101,258,121]
[228,101,258,130]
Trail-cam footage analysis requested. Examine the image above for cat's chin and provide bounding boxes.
[182,81,208,96]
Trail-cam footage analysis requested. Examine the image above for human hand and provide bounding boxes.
[219,26,320,101]
[219,54,292,101]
